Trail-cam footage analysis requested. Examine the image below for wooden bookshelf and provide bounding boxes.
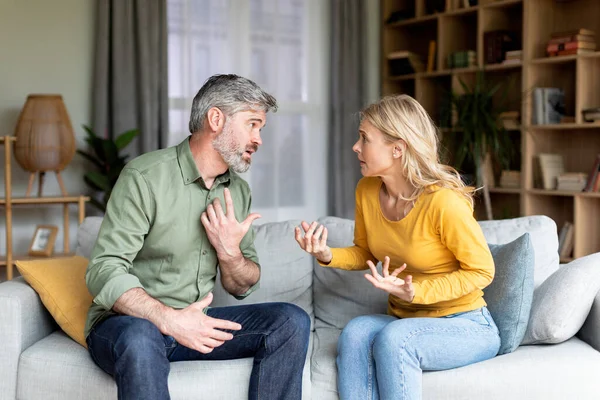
[381,0,600,260]
[1,136,90,280]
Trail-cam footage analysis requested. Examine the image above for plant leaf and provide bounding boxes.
[115,129,139,150]
[84,171,111,191]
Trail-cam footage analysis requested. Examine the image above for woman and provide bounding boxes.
[295,94,500,400]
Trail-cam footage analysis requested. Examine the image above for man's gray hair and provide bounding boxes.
[189,74,278,133]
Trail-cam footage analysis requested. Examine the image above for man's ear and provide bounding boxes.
[206,107,225,132]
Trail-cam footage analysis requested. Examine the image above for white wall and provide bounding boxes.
[0,0,95,256]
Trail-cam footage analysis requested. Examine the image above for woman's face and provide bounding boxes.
[352,120,397,177]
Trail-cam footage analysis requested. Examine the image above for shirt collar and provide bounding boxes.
[176,136,231,186]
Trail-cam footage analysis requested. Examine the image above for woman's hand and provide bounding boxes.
[294,221,333,264]
[364,256,415,303]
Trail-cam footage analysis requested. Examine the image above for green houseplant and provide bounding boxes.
[77,125,139,212]
[444,70,515,220]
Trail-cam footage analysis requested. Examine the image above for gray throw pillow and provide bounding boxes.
[521,252,600,345]
[484,233,535,355]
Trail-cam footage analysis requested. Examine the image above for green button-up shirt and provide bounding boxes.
[84,137,260,337]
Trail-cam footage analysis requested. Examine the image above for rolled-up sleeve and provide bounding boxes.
[85,168,153,310]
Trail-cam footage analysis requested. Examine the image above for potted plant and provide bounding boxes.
[77,125,139,212]
[443,70,515,220]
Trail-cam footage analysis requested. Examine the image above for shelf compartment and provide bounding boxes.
[526,0,600,60]
[526,129,600,190]
[526,62,576,126]
[577,56,600,124]
[574,196,600,257]
[382,78,416,98]
[439,12,478,70]
[525,192,574,236]
[416,74,452,127]
[383,0,416,27]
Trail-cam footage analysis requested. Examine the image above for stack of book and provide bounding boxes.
[446,50,476,69]
[558,222,574,259]
[499,170,521,189]
[499,111,520,130]
[556,172,587,192]
[387,51,424,76]
[484,30,519,64]
[546,28,596,57]
[502,50,522,65]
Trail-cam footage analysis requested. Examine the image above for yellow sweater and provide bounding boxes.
[327,177,494,318]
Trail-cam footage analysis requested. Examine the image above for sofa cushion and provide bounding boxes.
[479,216,559,288]
[522,252,600,345]
[17,330,312,400]
[313,217,388,330]
[76,216,103,259]
[15,256,91,347]
[211,220,314,327]
[485,233,535,354]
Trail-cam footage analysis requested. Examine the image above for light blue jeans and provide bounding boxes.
[336,307,501,400]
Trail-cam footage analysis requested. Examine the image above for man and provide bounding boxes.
[85,74,311,400]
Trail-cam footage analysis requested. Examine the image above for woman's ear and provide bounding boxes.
[206,107,225,132]
[393,140,407,158]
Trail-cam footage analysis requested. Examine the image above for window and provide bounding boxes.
[167,0,329,223]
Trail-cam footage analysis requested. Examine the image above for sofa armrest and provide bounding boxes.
[0,277,57,399]
[579,290,600,352]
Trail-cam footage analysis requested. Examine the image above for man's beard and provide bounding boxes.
[212,120,256,173]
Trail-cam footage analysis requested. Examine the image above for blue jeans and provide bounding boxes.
[337,307,501,400]
[87,302,311,400]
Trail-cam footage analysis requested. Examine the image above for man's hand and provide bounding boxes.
[294,221,333,264]
[201,188,261,260]
[164,292,241,354]
[364,256,415,303]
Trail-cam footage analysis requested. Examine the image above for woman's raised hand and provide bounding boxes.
[364,256,415,303]
[294,221,333,264]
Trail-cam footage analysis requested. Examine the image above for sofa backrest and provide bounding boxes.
[76,217,314,327]
[313,215,560,330]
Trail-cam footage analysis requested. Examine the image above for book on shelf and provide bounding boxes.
[387,51,424,76]
[532,88,565,125]
[556,172,587,192]
[499,170,521,189]
[547,41,596,53]
[548,48,596,57]
[426,41,436,73]
[484,30,519,65]
[536,153,565,190]
[499,111,520,130]
[548,34,595,45]
[558,221,574,259]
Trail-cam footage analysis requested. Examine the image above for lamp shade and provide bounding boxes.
[13,94,76,172]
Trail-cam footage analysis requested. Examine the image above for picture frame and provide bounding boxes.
[28,225,59,257]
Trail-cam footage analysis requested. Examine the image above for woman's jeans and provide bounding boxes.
[337,307,501,400]
[87,302,311,400]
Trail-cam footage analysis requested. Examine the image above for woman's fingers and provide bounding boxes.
[320,227,328,248]
[391,263,407,277]
[382,256,391,277]
[366,260,382,281]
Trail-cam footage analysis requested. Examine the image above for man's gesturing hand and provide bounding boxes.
[201,188,261,260]
[294,221,333,264]
[165,292,241,354]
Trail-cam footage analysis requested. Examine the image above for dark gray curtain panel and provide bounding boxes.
[328,0,367,218]
[92,0,168,155]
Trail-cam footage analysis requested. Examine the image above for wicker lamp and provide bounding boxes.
[13,94,76,197]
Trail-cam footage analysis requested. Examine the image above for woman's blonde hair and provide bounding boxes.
[360,94,475,207]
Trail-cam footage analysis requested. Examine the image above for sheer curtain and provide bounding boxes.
[167,0,329,223]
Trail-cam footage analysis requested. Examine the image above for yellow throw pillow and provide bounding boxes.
[16,255,92,348]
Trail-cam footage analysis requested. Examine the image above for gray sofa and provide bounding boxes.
[1,215,600,399]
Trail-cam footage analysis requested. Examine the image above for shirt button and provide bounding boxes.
[202,250,207,255]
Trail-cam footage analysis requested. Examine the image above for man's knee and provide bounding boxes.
[113,317,165,356]
[268,303,311,347]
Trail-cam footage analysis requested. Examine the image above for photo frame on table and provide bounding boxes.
[28,225,59,257]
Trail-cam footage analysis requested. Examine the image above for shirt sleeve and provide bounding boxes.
[321,181,376,270]
[85,168,153,311]
[411,190,495,305]
[233,190,260,299]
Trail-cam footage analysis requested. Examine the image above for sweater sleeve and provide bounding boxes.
[321,181,375,270]
[411,190,495,305]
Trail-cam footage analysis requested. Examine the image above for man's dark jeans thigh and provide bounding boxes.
[87,302,311,400]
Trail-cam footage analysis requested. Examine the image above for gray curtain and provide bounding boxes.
[93,0,168,156]
[328,0,367,219]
